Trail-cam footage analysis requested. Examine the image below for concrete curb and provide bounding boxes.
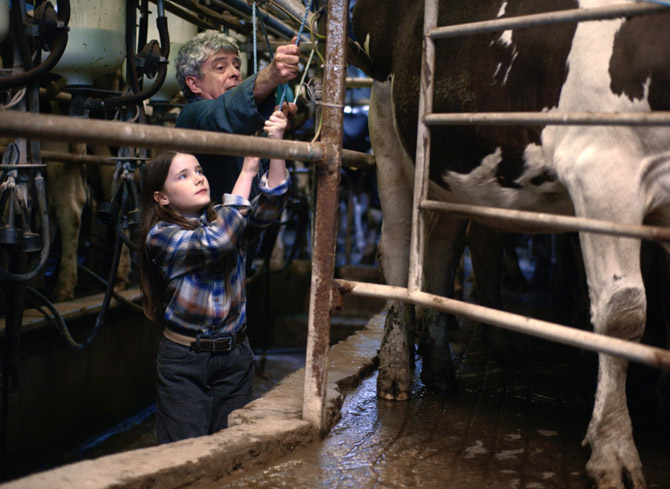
[2,315,384,489]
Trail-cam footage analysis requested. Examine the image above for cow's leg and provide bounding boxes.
[561,153,646,489]
[419,213,467,391]
[466,222,522,364]
[370,79,414,401]
[46,142,87,302]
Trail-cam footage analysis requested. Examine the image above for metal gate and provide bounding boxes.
[315,0,670,432]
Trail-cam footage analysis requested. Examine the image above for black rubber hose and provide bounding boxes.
[0,175,51,281]
[0,0,70,90]
[84,9,170,110]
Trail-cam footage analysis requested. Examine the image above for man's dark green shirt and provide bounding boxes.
[175,73,275,200]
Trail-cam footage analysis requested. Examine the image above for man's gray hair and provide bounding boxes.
[175,30,240,98]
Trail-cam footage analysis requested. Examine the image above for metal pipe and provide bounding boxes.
[0,147,116,165]
[0,111,374,168]
[210,0,298,39]
[430,2,669,39]
[424,111,670,126]
[345,77,373,88]
[0,110,324,162]
[149,0,230,31]
[408,0,438,294]
[334,280,670,371]
[271,0,316,30]
[421,200,670,242]
[341,149,374,170]
[302,0,347,433]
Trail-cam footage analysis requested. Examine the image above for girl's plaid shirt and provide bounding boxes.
[146,171,290,337]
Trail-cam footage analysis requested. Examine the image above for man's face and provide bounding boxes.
[187,50,242,100]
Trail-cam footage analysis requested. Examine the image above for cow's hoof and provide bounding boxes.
[377,370,410,401]
[586,463,646,489]
[585,444,646,489]
[378,388,410,401]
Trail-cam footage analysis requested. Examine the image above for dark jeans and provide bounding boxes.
[155,336,254,444]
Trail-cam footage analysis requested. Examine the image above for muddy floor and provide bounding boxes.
[215,302,670,489]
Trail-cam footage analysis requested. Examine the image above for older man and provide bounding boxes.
[175,30,300,199]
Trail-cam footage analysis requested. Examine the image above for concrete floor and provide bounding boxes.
[4,300,670,489]
[216,317,670,489]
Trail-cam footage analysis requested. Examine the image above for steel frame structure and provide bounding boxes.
[328,0,670,435]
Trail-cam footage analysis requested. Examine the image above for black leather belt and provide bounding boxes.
[164,325,247,353]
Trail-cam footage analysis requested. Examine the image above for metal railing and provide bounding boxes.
[321,0,670,433]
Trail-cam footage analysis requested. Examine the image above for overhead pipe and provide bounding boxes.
[153,0,234,31]
[270,0,315,33]
[0,0,71,89]
[211,0,298,39]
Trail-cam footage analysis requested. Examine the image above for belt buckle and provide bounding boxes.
[214,337,232,352]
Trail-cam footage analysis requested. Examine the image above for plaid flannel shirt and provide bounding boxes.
[146,170,290,337]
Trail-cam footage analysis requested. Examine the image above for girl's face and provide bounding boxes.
[154,153,210,218]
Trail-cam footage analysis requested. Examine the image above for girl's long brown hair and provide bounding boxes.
[138,151,216,325]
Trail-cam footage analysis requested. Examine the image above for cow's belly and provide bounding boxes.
[426,148,574,216]
[393,133,575,233]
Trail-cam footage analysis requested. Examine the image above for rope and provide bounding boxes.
[294,47,315,104]
[258,8,274,58]
[252,2,258,73]
[278,0,314,107]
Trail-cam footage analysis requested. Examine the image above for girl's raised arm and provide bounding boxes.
[264,110,288,188]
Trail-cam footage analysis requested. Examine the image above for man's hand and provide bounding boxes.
[253,37,300,104]
[269,37,301,85]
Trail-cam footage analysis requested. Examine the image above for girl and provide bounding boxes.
[138,110,290,443]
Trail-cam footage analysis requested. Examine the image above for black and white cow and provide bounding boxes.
[351,1,670,488]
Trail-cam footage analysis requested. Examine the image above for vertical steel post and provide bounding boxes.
[408,0,439,293]
[302,0,347,431]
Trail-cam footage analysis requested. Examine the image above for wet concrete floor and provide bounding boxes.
[214,314,670,489]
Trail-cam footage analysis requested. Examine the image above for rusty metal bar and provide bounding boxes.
[0,111,375,168]
[334,280,670,370]
[0,110,320,161]
[421,200,670,242]
[408,0,438,294]
[424,111,670,126]
[341,148,375,170]
[345,77,373,88]
[430,2,669,39]
[302,0,347,432]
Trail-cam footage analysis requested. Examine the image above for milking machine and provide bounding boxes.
[0,0,70,476]
[1,0,169,353]
[0,0,170,476]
